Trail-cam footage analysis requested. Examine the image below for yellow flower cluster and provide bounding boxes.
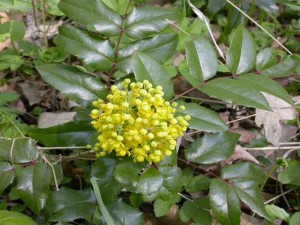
[90,79,190,164]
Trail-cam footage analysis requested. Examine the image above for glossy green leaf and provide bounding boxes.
[290,212,300,225]
[180,198,212,224]
[0,20,26,42]
[221,163,272,221]
[256,48,277,71]
[261,55,300,77]
[186,175,211,193]
[0,162,15,194]
[118,33,178,73]
[238,74,292,104]
[28,121,98,147]
[0,138,38,163]
[0,93,19,105]
[226,25,256,74]
[137,168,163,202]
[265,205,290,222]
[113,160,143,186]
[0,210,38,225]
[54,25,114,71]
[132,52,174,100]
[178,102,228,132]
[158,166,182,195]
[153,199,174,217]
[44,187,96,222]
[200,78,270,110]
[16,162,53,214]
[185,36,218,85]
[278,160,300,186]
[108,199,144,225]
[36,64,107,104]
[185,131,240,164]
[91,158,122,204]
[209,179,241,225]
[58,0,122,36]
[125,6,182,39]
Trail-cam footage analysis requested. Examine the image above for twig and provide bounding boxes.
[264,187,299,204]
[244,146,300,151]
[37,146,89,150]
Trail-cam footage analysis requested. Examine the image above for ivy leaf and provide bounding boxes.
[58,0,122,36]
[136,168,164,202]
[44,187,96,222]
[0,138,38,164]
[28,121,98,147]
[16,162,53,214]
[132,52,174,100]
[118,33,178,73]
[209,179,241,225]
[108,199,144,225]
[54,25,114,71]
[178,102,228,132]
[0,162,15,195]
[185,131,240,164]
[36,64,107,104]
[125,6,182,39]
[0,210,38,225]
[185,36,218,85]
[226,25,256,74]
[260,55,300,77]
[238,74,292,104]
[200,77,270,110]
[91,158,122,204]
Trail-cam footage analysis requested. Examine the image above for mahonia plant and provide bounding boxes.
[90,79,190,164]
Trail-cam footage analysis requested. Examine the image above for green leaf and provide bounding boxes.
[0,54,24,71]
[113,160,143,186]
[0,20,26,42]
[290,212,300,225]
[137,168,164,202]
[125,6,182,39]
[256,48,277,71]
[178,102,228,132]
[186,175,211,193]
[16,162,53,214]
[226,25,256,74]
[238,74,292,104]
[28,121,98,147]
[108,199,144,225]
[91,158,122,204]
[0,138,38,164]
[58,0,122,36]
[261,55,300,77]
[153,198,174,217]
[0,162,15,194]
[0,210,38,225]
[118,33,178,73]
[200,77,270,110]
[209,179,241,225]
[36,64,107,104]
[221,163,272,221]
[0,93,19,105]
[54,25,114,71]
[0,0,32,12]
[185,131,239,164]
[180,199,212,224]
[265,204,290,222]
[185,36,218,85]
[44,187,96,222]
[278,160,300,186]
[132,52,174,100]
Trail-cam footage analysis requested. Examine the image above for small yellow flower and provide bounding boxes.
[90,79,189,164]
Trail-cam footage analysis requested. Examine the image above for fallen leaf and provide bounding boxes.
[227,145,261,165]
[19,82,42,105]
[255,94,298,146]
[231,127,257,144]
[38,112,76,128]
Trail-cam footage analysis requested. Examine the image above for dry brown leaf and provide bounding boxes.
[231,127,257,144]
[228,145,261,165]
[18,82,42,106]
[255,93,298,146]
[38,112,76,128]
